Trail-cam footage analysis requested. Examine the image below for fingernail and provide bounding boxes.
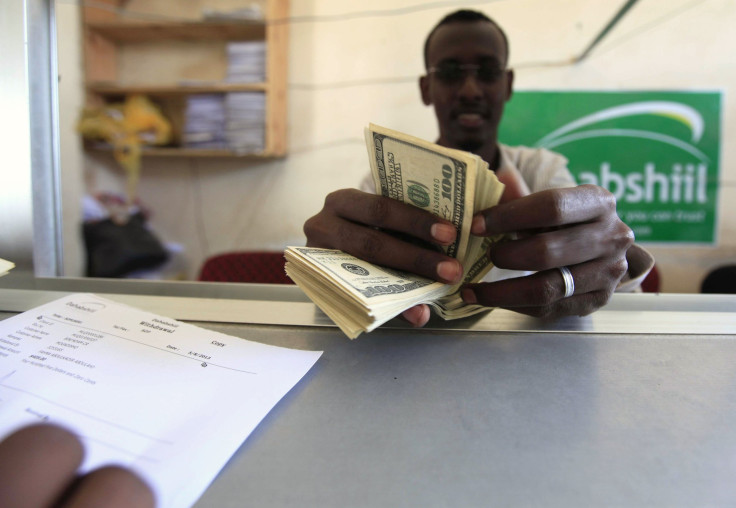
[461,288,477,304]
[402,305,430,327]
[431,223,456,244]
[437,260,462,283]
[471,215,486,235]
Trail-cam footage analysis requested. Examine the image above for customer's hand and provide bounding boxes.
[0,423,155,508]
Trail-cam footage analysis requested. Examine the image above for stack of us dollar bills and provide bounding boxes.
[285,123,505,339]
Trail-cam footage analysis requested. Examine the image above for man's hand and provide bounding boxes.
[462,184,634,318]
[304,189,465,283]
[304,189,465,326]
[303,183,633,325]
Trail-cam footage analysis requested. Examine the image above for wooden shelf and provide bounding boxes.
[86,20,266,42]
[140,147,277,158]
[81,0,289,158]
[87,143,283,159]
[87,82,269,97]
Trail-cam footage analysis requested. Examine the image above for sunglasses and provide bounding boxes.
[427,62,506,84]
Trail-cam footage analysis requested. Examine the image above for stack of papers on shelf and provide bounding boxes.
[202,5,264,21]
[225,92,265,152]
[225,41,266,83]
[183,94,227,149]
[183,91,265,153]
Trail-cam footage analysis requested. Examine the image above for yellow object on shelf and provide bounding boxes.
[78,94,172,204]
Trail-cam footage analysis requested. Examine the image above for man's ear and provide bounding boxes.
[504,69,514,101]
[419,75,432,106]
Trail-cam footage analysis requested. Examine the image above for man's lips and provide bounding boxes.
[455,112,486,128]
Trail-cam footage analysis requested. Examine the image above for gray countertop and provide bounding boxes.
[191,322,736,508]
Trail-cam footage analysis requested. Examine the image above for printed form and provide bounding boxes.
[0,293,322,507]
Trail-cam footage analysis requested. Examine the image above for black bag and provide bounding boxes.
[83,212,169,278]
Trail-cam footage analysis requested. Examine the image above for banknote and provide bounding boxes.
[285,246,452,338]
[285,124,506,338]
[365,123,479,263]
[0,258,14,278]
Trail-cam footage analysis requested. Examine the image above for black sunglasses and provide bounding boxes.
[427,62,505,84]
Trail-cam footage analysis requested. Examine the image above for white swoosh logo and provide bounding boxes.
[535,101,706,160]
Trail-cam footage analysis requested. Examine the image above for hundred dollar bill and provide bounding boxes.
[285,124,506,338]
[365,123,479,264]
[454,165,506,283]
[365,124,504,307]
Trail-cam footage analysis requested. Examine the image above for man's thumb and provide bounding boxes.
[496,168,531,203]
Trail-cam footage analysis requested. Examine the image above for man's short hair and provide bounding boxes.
[423,9,510,69]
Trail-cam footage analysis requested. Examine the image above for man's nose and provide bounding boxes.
[457,73,483,99]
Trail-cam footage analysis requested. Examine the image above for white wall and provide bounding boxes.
[58,0,736,291]
[0,1,34,270]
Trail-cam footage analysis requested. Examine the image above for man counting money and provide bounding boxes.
[303,9,654,328]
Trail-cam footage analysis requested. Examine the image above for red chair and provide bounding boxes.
[197,251,294,284]
[640,264,660,293]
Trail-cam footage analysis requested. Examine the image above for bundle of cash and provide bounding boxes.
[285,123,505,339]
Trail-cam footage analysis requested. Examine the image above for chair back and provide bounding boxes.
[640,264,660,293]
[197,251,293,284]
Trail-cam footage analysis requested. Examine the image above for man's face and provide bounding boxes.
[420,21,513,154]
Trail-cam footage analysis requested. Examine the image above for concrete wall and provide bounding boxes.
[56,0,735,291]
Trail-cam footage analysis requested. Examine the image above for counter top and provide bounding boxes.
[0,274,734,334]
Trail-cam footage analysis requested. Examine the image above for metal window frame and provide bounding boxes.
[3,0,63,276]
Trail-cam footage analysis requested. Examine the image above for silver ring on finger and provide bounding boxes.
[557,266,575,298]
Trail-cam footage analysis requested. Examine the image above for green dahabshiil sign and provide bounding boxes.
[498,91,721,244]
